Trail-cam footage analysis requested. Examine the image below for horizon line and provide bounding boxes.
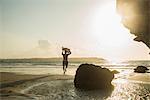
[0,57,149,62]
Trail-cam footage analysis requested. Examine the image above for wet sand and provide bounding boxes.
[128,73,150,83]
[0,71,150,100]
[0,72,74,100]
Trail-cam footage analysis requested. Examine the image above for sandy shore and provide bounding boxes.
[0,72,150,100]
[0,72,74,100]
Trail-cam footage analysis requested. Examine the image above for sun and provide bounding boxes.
[90,1,135,61]
[91,1,132,48]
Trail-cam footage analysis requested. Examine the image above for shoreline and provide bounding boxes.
[0,72,74,88]
[0,72,74,99]
[0,72,74,93]
[0,71,150,99]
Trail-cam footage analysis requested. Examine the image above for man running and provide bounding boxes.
[62,47,71,74]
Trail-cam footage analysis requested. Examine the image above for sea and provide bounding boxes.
[0,58,150,100]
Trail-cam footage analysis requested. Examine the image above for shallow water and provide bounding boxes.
[21,79,150,100]
[22,80,113,100]
[0,60,150,75]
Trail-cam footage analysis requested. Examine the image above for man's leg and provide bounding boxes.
[63,61,67,74]
[64,61,68,73]
[63,61,65,71]
[66,61,68,69]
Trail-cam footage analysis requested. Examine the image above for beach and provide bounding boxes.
[0,60,150,100]
[0,72,74,100]
[1,71,150,100]
[1,0,150,99]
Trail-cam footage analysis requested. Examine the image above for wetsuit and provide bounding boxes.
[62,51,71,72]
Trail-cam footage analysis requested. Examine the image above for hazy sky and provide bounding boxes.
[0,0,149,61]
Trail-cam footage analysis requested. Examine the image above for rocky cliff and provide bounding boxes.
[116,0,150,49]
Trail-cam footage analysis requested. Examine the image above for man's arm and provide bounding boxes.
[67,51,71,55]
[62,51,64,55]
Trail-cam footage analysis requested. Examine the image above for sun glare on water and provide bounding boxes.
[91,1,136,61]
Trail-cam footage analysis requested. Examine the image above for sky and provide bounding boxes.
[0,0,150,61]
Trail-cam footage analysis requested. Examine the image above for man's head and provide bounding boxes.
[65,50,67,54]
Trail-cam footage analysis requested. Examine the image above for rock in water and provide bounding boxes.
[112,70,120,74]
[74,64,114,90]
[134,66,149,73]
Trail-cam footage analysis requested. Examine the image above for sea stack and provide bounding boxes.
[74,64,114,90]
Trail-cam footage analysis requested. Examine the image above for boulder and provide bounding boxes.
[134,66,149,73]
[74,64,114,90]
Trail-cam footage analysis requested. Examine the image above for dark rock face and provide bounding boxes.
[134,66,149,73]
[112,70,119,74]
[116,0,150,49]
[74,64,114,90]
